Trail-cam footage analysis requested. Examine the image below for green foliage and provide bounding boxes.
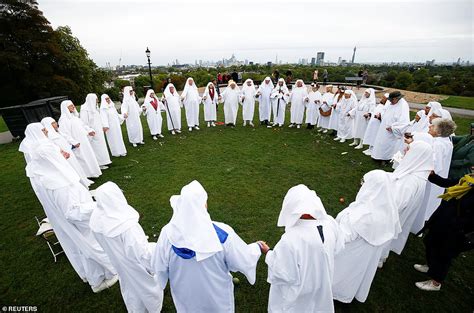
[440,96,474,110]
[0,0,107,107]
[395,71,414,89]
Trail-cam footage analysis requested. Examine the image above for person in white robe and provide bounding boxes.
[362,93,388,156]
[152,180,267,313]
[142,89,164,140]
[221,80,241,127]
[99,94,127,157]
[381,140,434,261]
[162,84,182,134]
[90,182,163,313]
[266,184,343,313]
[304,83,322,129]
[427,101,452,122]
[240,79,257,127]
[288,79,308,129]
[350,88,375,149]
[412,119,456,234]
[410,104,431,133]
[256,76,274,126]
[181,77,201,131]
[202,82,218,127]
[333,170,401,303]
[26,143,118,292]
[121,86,144,147]
[334,90,357,143]
[41,117,93,188]
[269,78,290,128]
[317,85,334,133]
[58,100,102,178]
[327,86,343,134]
[371,91,410,161]
[80,93,112,168]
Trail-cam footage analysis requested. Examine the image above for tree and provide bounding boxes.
[395,71,413,89]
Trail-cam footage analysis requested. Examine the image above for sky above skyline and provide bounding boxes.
[38,0,473,67]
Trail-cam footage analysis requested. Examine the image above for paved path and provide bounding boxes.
[408,102,474,117]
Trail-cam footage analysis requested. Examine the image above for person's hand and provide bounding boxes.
[103,127,109,133]
[60,150,70,159]
[73,143,80,148]
[386,126,392,132]
[257,241,270,254]
[203,96,207,100]
[429,170,435,176]
[142,106,147,111]
[124,113,128,118]
[89,131,95,136]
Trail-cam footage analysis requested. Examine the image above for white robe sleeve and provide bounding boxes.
[220,224,261,285]
[265,233,300,286]
[100,109,110,128]
[152,227,171,289]
[52,186,95,222]
[123,225,156,274]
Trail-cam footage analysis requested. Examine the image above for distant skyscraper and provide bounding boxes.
[316,52,325,66]
[351,47,356,63]
[311,57,316,65]
[337,57,342,65]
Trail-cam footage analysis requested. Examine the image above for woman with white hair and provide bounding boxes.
[202,82,219,127]
[412,118,457,233]
[350,88,375,149]
[162,83,182,135]
[256,77,274,126]
[26,144,118,293]
[121,86,144,147]
[90,182,163,312]
[41,117,93,188]
[270,78,290,127]
[152,180,267,312]
[288,79,308,129]
[221,80,241,127]
[80,93,112,169]
[181,77,201,132]
[58,100,102,178]
[332,170,401,303]
[334,90,357,143]
[362,93,388,156]
[266,184,343,312]
[142,89,164,140]
[99,94,127,157]
[240,78,257,127]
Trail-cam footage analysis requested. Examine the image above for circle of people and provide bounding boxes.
[18,74,469,313]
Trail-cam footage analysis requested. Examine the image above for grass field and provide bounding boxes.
[440,95,474,110]
[0,105,473,312]
[0,115,8,132]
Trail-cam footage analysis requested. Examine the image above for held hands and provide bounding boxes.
[103,127,109,133]
[73,143,80,148]
[60,150,70,159]
[257,241,270,254]
[386,126,392,132]
[88,131,96,136]
[124,113,129,119]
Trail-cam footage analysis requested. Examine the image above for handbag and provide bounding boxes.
[319,107,332,117]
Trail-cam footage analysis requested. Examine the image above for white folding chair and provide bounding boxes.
[35,216,64,262]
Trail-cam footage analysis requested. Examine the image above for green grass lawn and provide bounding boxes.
[0,115,8,132]
[440,95,474,110]
[1,106,473,312]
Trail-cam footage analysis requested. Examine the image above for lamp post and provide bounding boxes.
[145,47,153,88]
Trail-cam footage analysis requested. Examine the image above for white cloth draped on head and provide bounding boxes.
[122,86,133,102]
[262,76,274,89]
[276,78,288,91]
[90,182,140,237]
[163,83,177,97]
[293,79,306,90]
[40,117,60,140]
[241,79,255,93]
[143,89,155,105]
[167,180,223,261]
[81,93,98,112]
[19,122,50,156]
[393,141,433,180]
[413,132,434,146]
[27,143,80,190]
[277,184,328,229]
[59,100,79,120]
[181,77,198,99]
[427,101,452,120]
[100,94,114,110]
[336,170,401,246]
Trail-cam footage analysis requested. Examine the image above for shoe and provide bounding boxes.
[249,122,254,127]
[120,154,127,157]
[355,143,364,149]
[175,129,181,133]
[378,261,384,269]
[349,141,358,146]
[297,124,301,129]
[288,123,295,128]
[188,127,193,132]
[279,124,283,128]
[153,136,158,140]
[318,128,323,132]
[207,122,211,127]
[171,130,176,135]
[99,165,109,170]
[243,122,246,126]
[132,143,137,147]
[415,280,441,291]
[363,149,372,156]
[414,264,429,273]
[91,281,109,293]
[334,137,341,141]
[104,274,119,288]
[211,122,216,127]
[194,126,200,130]
[267,125,273,128]
[139,142,144,145]
[158,134,164,138]
[322,129,328,133]
[340,139,346,143]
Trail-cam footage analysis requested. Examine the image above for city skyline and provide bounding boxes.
[38,0,473,67]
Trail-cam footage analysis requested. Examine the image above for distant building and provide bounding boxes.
[337,57,342,65]
[351,47,356,64]
[316,52,325,66]
[426,59,435,66]
[311,57,316,65]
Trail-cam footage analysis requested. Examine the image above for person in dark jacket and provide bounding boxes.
[448,123,474,179]
[414,172,474,291]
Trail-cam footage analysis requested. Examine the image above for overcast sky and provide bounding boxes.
[38,0,473,66]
